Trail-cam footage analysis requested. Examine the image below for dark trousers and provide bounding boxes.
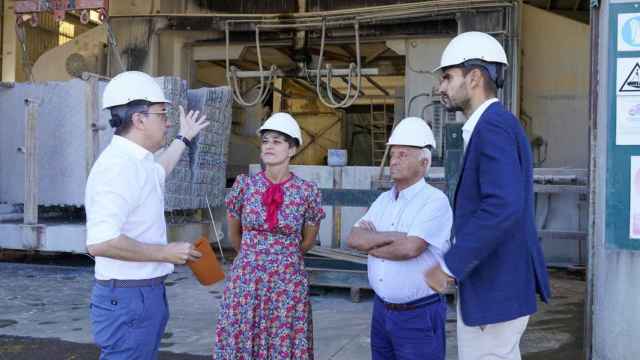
[371,294,447,360]
[90,282,169,360]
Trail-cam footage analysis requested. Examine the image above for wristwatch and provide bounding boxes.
[175,134,192,148]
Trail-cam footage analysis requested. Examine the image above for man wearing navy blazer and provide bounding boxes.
[425,32,551,360]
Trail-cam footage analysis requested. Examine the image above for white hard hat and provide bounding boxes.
[387,117,436,150]
[102,71,171,110]
[433,31,508,72]
[257,112,303,147]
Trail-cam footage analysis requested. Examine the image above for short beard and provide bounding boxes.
[444,103,463,113]
[443,97,469,113]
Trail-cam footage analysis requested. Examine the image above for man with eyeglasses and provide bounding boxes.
[347,117,453,360]
[84,71,210,359]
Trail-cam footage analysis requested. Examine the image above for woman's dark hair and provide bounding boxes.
[260,130,299,148]
[109,100,152,136]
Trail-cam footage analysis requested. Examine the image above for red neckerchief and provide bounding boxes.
[261,172,292,231]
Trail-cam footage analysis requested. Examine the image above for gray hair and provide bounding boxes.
[418,147,432,174]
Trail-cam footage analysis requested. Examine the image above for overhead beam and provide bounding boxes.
[273,47,297,64]
[292,77,348,104]
[339,44,357,60]
[365,76,390,96]
[309,47,353,63]
[365,48,390,66]
[208,60,226,69]
[340,77,366,97]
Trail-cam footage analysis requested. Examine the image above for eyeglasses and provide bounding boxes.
[142,110,168,121]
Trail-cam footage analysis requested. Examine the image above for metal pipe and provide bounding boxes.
[406,92,432,117]
[256,20,356,29]
[315,20,363,108]
[231,68,379,79]
[585,3,600,358]
[109,0,512,20]
[0,213,24,222]
[81,72,111,81]
[225,21,274,107]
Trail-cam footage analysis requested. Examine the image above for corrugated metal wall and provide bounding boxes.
[308,0,423,12]
[191,0,298,13]
[188,0,425,13]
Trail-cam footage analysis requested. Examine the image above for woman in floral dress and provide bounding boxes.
[214,113,325,359]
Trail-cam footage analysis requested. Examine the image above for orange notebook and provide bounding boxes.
[187,236,225,286]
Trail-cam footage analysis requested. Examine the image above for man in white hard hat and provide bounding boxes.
[347,117,452,360]
[424,32,551,360]
[85,71,210,359]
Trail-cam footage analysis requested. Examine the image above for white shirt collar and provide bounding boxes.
[461,98,499,146]
[111,135,153,161]
[393,177,427,201]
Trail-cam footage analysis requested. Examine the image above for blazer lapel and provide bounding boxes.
[452,102,501,209]
[453,136,472,209]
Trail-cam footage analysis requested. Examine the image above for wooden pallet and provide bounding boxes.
[307,246,368,265]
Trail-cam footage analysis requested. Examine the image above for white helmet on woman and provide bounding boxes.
[387,117,436,150]
[257,112,303,147]
[102,71,170,110]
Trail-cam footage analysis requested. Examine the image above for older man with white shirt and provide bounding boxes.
[85,71,210,359]
[347,117,453,360]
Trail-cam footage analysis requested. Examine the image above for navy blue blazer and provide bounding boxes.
[444,101,551,326]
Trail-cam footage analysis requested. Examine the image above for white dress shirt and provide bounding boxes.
[462,98,499,150]
[357,179,453,304]
[85,135,173,280]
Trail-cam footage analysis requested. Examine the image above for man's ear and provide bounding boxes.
[131,113,145,130]
[288,146,297,158]
[468,68,483,90]
[421,156,430,169]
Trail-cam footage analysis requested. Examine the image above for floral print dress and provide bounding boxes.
[214,172,325,359]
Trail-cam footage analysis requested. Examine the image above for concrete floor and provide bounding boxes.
[0,259,584,360]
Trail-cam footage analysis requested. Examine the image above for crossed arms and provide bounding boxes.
[347,220,427,260]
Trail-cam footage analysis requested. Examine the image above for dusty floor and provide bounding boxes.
[0,254,585,360]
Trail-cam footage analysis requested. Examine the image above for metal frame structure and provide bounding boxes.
[14,0,109,26]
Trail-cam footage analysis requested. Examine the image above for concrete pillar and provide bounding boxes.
[589,2,640,359]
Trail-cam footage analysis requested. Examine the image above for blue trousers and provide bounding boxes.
[90,282,169,360]
[371,294,447,360]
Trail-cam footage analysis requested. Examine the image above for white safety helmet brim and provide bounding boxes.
[257,112,303,147]
[102,71,171,110]
[387,117,436,150]
[433,31,508,73]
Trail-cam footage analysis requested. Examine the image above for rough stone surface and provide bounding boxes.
[0,79,232,211]
[0,79,110,206]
